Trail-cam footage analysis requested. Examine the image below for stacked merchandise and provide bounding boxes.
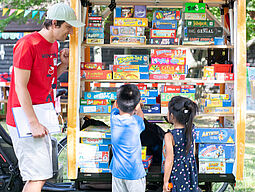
[183,3,223,45]
[140,88,160,114]
[86,16,104,44]
[111,6,148,44]
[79,126,111,173]
[150,10,181,45]
[195,127,235,174]
[80,62,112,80]
[80,92,116,114]
[113,55,149,80]
[202,64,234,81]
[149,49,187,80]
[199,94,233,114]
[160,85,196,114]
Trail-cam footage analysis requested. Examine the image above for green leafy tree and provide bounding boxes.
[0,0,62,32]
[247,0,255,41]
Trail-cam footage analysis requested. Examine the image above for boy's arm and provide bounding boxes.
[163,133,174,192]
[134,103,144,119]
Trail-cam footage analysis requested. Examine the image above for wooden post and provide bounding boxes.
[235,0,246,180]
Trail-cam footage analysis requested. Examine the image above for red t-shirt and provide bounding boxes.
[6,32,58,127]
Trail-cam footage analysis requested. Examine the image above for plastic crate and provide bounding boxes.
[213,64,233,73]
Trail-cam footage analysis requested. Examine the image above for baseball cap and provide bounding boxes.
[46,3,85,28]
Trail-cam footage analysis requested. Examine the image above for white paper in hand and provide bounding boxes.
[12,103,60,138]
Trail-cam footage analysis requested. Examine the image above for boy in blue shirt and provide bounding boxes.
[110,84,146,192]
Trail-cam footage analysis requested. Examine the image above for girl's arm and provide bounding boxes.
[163,132,174,192]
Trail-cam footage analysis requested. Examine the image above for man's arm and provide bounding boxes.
[14,67,48,137]
[57,48,69,78]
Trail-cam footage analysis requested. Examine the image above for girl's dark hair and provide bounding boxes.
[117,84,141,113]
[168,96,198,155]
[43,19,65,30]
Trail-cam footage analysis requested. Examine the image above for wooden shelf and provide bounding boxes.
[81,78,234,84]
[88,0,226,6]
[80,113,234,117]
[82,43,234,49]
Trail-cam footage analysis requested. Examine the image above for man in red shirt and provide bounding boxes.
[6,3,84,192]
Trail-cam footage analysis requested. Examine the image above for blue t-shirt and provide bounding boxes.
[110,108,146,180]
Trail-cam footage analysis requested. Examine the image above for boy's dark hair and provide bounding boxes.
[43,19,65,30]
[168,96,198,155]
[117,84,141,113]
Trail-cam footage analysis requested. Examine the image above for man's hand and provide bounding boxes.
[29,121,49,138]
[60,48,69,67]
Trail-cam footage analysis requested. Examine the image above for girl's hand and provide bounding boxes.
[163,182,171,192]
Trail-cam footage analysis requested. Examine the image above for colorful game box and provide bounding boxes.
[80,105,112,113]
[143,155,153,169]
[110,36,146,44]
[151,57,185,65]
[114,55,149,65]
[199,160,234,174]
[186,20,214,27]
[134,5,147,18]
[198,144,235,160]
[149,74,185,80]
[80,137,111,145]
[110,26,145,36]
[80,99,111,105]
[150,38,179,45]
[142,104,161,113]
[79,126,111,139]
[184,13,206,20]
[194,128,235,144]
[80,70,112,80]
[183,37,214,45]
[151,49,186,58]
[84,92,117,100]
[206,94,230,100]
[86,38,104,44]
[80,62,105,70]
[80,168,111,173]
[204,107,233,114]
[162,85,181,93]
[203,66,215,80]
[113,65,149,73]
[86,33,104,39]
[86,27,104,33]
[185,3,206,13]
[149,64,185,74]
[113,72,149,80]
[186,27,223,38]
[152,20,178,29]
[153,10,181,20]
[114,18,148,27]
[161,93,195,103]
[141,97,157,104]
[121,7,134,18]
[150,29,176,38]
[204,99,232,107]
[140,89,158,97]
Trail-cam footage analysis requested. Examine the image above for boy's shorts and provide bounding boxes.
[8,125,53,181]
[112,176,146,192]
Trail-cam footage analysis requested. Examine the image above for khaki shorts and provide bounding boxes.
[112,176,146,192]
[8,125,53,181]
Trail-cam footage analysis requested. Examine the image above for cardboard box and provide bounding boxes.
[206,94,230,101]
[88,23,103,27]
[199,160,234,174]
[151,49,186,58]
[162,85,181,93]
[184,13,206,20]
[121,7,134,18]
[151,57,185,65]
[84,92,117,100]
[134,5,147,18]
[80,99,111,105]
[149,38,179,45]
[185,3,206,13]
[80,168,111,173]
[113,65,149,73]
[142,104,161,113]
[152,20,178,29]
[80,126,111,139]
[149,74,185,80]
[204,100,232,107]
[80,70,112,80]
[204,107,233,114]
[110,26,145,36]
[142,146,147,160]
[183,37,214,45]
[153,10,181,20]
[86,38,104,44]
[198,144,235,160]
[114,55,149,65]
[110,36,146,44]
[186,20,214,27]
[150,29,176,38]
[141,97,157,104]
[113,72,149,80]
[140,89,158,97]
[78,150,109,162]
[181,88,196,93]
[79,161,109,169]
[114,18,148,27]
[203,66,215,80]
[80,105,112,114]
[81,62,105,70]
[186,27,223,38]
[80,137,111,145]
[215,73,234,81]
[149,64,185,74]
[86,33,104,39]
[86,27,104,33]
[161,93,195,102]
[194,128,235,144]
